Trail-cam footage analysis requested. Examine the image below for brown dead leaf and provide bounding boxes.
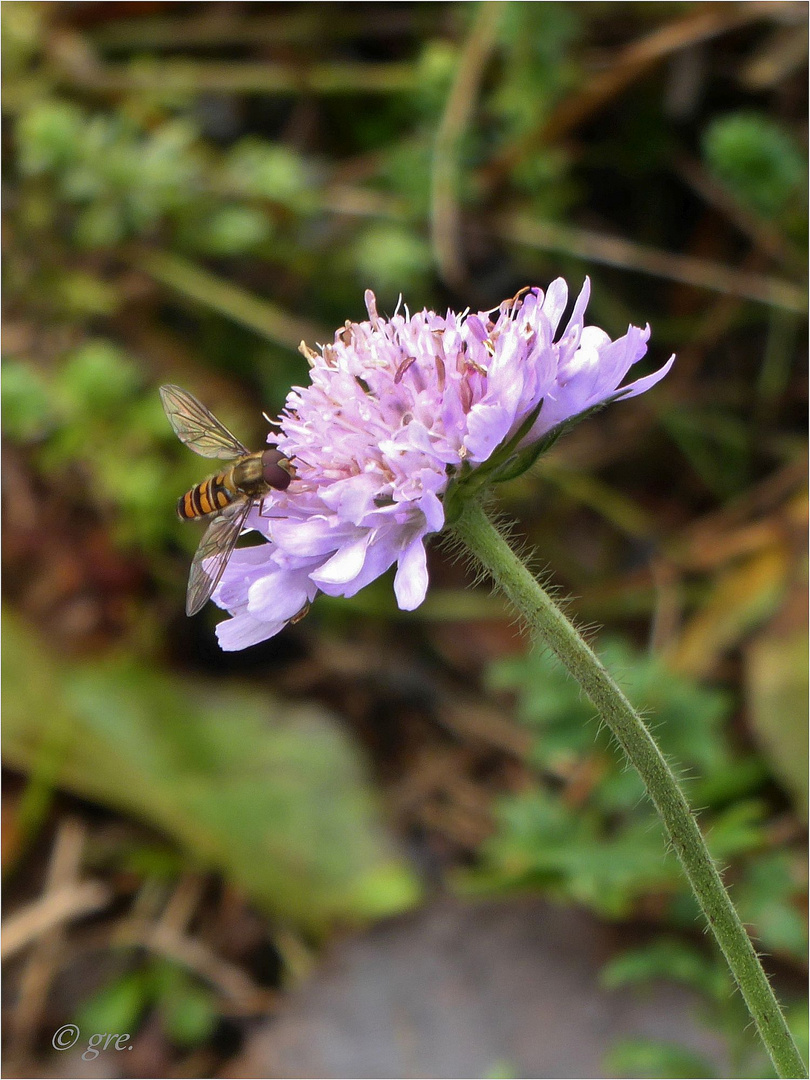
[669,544,789,678]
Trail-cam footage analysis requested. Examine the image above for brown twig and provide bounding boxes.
[321,183,805,311]
[740,21,809,88]
[480,3,800,189]
[2,880,111,961]
[431,1,505,289]
[7,819,89,1059]
[494,212,807,312]
[109,875,274,1015]
[648,557,685,656]
[674,154,805,273]
[117,922,274,1013]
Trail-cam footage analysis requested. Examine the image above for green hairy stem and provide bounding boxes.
[452,500,806,1080]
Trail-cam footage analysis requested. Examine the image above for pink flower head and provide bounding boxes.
[213,279,674,649]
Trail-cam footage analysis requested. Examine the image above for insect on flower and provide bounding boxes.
[158,282,672,649]
[160,384,292,616]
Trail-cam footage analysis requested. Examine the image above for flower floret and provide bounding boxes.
[213,279,673,649]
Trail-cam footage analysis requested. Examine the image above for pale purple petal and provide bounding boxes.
[618,353,676,399]
[318,534,399,598]
[311,533,371,586]
[248,569,316,621]
[418,488,445,533]
[541,277,569,335]
[557,276,591,355]
[465,403,515,461]
[394,538,429,610]
[216,611,287,651]
[270,515,345,557]
[318,473,382,522]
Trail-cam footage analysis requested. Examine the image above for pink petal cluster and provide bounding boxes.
[214,279,673,649]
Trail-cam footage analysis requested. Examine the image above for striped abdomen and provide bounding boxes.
[178,471,237,520]
[177,450,290,521]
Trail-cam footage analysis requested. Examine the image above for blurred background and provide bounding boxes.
[2,2,807,1077]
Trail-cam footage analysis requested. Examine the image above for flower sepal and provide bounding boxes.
[444,389,631,522]
[443,398,545,522]
[490,388,632,485]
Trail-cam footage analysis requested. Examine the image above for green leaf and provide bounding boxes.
[191,205,272,256]
[467,787,678,918]
[73,201,126,249]
[76,972,150,1036]
[54,271,121,317]
[352,223,432,293]
[17,100,84,175]
[735,852,808,963]
[605,1037,717,1079]
[703,112,806,221]
[2,613,420,930]
[704,800,768,861]
[601,939,728,1002]
[158,972,218,1047]
[473,638,771,921]
[486,638,735,801]
[224,139,313,209]
[1,359,54,442]
[785,1002,810,1071]
[56,340,142,413]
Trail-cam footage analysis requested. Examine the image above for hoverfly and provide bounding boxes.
[160,384,291,616]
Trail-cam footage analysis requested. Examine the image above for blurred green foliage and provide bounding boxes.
[461,641,807,1074]
[464,641,805,961]
[3,613,420,929]
[1,1,806,1071]
[77,960,219,1049]
[602,939,809,1078]
[703,112,807,228]
[2,339,194,550]
[604,1039,720,1080]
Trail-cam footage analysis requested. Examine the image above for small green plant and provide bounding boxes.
[76,961,218,1052]
[454,638,806,1075]
[465,640,805,962]
[703,112,807,226]
[602,939,808,1078]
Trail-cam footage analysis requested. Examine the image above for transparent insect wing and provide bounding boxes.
[186,500,252,616]
[160,384,249,460]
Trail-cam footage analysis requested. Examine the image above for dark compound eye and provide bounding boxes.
[261,448,291,490]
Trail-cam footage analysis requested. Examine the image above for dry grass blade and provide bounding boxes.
[740,22,809,88]
[496,213,807,311]
[91,7,436,52]
[49,24,418,98]
[431,1,505,289]
[2,880,112,961]
[134,249,330,352]
[672,463,808,572]
[7,819,88,1059]
[675,154,805,272]
[481,3,795,187]
[321,183,805,310]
